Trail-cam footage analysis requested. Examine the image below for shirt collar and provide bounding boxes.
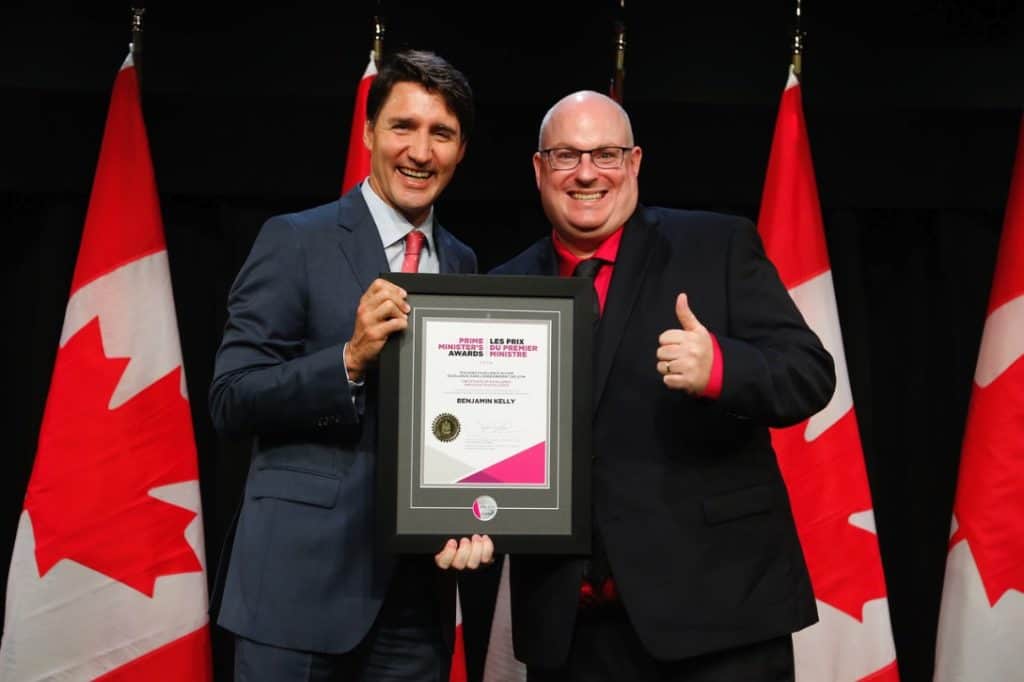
[551,226,624,277]
[360,179,436,252]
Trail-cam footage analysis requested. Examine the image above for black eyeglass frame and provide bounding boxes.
[538,146,634,170]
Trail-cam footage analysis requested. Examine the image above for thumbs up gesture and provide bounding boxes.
[656,293,713,394]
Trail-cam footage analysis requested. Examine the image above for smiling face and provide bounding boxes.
[364,81,466,226]
[534,92,642,257]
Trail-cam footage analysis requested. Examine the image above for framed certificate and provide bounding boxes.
[377,273,592,554]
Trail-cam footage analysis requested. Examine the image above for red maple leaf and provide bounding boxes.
[949,356,1024,606]
[25,317,202,596]
[773,410,889,621]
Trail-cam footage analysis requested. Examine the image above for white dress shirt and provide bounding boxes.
[360,180,440,273]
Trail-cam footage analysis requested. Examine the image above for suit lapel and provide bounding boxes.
[536,237,559,276]
[593,208,659,409]
[336,189,389,289]
[434,223,459,274]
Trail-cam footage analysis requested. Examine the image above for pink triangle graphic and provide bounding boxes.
[458,441,546,484]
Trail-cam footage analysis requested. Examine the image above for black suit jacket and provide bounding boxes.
[209,188,477,653]
[491,206,835,666]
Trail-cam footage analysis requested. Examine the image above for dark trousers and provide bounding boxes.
[233,559,448,682]
[527,604,794,682]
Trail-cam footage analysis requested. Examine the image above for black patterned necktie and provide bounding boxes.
[573,257,610,591]
[572,258,604,320]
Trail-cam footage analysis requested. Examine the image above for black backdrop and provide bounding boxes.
[4,2,1023,681]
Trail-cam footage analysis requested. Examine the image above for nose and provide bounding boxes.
[574,152,598,182]
[407,131,431,165]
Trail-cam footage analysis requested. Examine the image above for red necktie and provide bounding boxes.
[400,230,426,273]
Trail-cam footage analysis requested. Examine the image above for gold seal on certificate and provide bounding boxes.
[432,413,460,442]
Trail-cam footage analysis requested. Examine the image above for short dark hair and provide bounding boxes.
[366,50,474,142]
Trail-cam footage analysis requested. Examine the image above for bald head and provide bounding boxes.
[538,91,634,150]
[532,90,643,257]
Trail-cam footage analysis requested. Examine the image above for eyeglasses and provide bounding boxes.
[539,146,633,170]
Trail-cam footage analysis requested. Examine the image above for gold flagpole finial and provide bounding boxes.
[610,0,626,103]
[373,14,385,67]
[130,7,145,58]
[792,0,805,77]
[129,7,145,79]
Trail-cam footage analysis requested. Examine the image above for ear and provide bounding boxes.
[533,152,544,189]
[628,145,643,177]
[456,140,467,165]
[362,119,374,150]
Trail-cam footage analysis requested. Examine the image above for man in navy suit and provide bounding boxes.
[210,50,493,682]
[492,91,836,680]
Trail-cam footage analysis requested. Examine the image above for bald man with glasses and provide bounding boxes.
[491,90,836,681]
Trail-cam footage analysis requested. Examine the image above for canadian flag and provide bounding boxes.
[341,51,377,195]
[0,53,212,680]
[449,585,468,682]
[933,116,1024,681]
[757,66,899,681]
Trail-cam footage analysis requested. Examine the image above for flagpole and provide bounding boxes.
[130,7,144,78]
[610,0,626,103]
[791,0,804,77]
[372,12,385,68]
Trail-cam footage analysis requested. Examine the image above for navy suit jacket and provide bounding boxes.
[491,206,835,666]
[209,188,477,653]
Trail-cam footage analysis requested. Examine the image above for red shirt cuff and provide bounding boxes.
[702,333,723,399]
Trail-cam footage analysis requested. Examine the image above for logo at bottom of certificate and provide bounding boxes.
[472,495,498,522]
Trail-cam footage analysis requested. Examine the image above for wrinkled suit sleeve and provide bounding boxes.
[713,219,836,426]
[209,215,358,438]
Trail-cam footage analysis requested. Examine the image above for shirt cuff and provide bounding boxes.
[701,333,723,399]
[342,343,366,416]
[344,341,367,384]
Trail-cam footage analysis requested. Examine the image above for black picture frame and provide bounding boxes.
[377,273,592,554]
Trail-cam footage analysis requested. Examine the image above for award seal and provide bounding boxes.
[472,495,498,522]
[432,413,460,442]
